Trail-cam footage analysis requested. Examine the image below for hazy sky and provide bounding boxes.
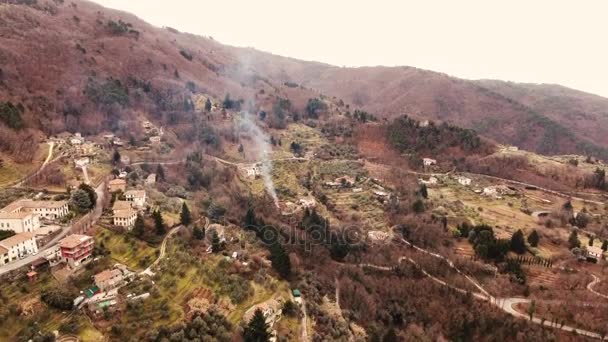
[92,0,608,97]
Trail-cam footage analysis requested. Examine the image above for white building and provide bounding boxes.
[75,157,90,168]
[124,190,146,208]
[423,158,437,166]
[112,201,137,228]
[587,246,605,262]
[0,232,38,265]
[242,164,261,178]
[419,177,438,186]
[113,209,137,228]
[0,212,40,233]
[456,176,472,186]
[145,174,157,185]
[1,199,69,220]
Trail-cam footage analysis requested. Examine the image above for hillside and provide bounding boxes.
[1,0,608,161]
[280,66,608,159]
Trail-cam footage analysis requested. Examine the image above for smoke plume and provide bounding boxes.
[238,112,279,207]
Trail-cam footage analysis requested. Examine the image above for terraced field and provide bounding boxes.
[525,267,559,286]
[325,188,389,233]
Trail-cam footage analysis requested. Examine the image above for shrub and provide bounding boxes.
[0,102,24,129]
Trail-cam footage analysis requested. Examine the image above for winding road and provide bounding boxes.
[587,274,608,300]
[358,237,607,340]
[141,224,184,276]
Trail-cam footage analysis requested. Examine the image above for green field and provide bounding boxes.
[96,227,159,270]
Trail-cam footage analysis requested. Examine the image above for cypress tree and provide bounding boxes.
[527,229,540,247]
[153,210,166,235]
[211,231,221,253]
[510,229,526,254]
[269,242,291,278]
[133,213,145,237]
[180,202,192,226]
[243,308,270,342]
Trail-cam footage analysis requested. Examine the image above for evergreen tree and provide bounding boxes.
[78,183,97,209]
[205,98,212,112]
[269,242,291,278]
[70,189,92,213]
[244,206,257,227]
[510,230,526,254]
[568,230,581,249]
[133,214,145,237]
[243,308,270,342]
[112,150,121,165]
[153,210,166,235]
[156,164,165,182]
[527,229,540,247]
[211,231,221,253]
[602,240,608,252]
[419,184,428,199]
[193,226,205,240]
[412,199,425,213]
[180,202,192,226]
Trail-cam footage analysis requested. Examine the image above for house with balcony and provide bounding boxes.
[59,234,94,268]
[124,190,146,208]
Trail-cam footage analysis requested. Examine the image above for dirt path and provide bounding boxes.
[358,237,606,339]
[300,295,309,342]
[12,141,56,188]
[588,274,608,300]
[141,225,183,276]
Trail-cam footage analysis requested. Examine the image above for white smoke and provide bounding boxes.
[239,112,279,207]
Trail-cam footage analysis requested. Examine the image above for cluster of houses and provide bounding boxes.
[107,178,147,229]
[0,198,72,266]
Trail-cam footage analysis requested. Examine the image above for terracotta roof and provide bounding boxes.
[0,200,26,213]
[94,269,122,283]
[0,246,7,254]
[113,201,132,211]
[59,234,92,249]
[20,200,68,209]
[0,212,34,219]
[108,179,126,185]
[114,209,137,219]
[0,232,35,248]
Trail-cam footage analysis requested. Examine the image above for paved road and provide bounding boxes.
[588,274,608,300]
[359,237,607,339]
[81,165,90,185]
[0,181,106,275]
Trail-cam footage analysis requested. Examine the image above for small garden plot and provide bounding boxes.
[316,160,366,180]
[277,123,326,157]
[324,189,389,232]
[96,227,159,270]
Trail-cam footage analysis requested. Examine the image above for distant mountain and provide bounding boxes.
[1,0,608,159]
